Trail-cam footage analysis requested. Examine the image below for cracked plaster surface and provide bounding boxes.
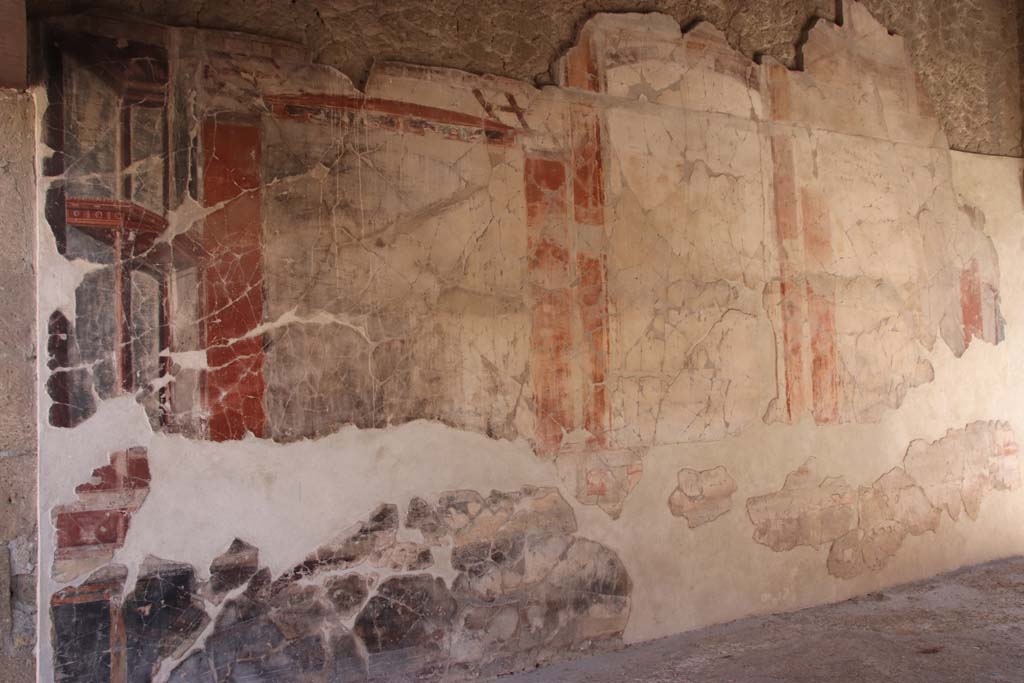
[30,1,1024,681]
[39,2,1008,526]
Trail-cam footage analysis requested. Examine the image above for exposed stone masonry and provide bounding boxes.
[51,487,632,682]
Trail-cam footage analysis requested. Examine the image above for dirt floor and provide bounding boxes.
[497,557,1024,682]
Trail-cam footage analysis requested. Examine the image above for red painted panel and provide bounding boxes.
[55,509,129,549]
[75,448,151,493]
[571,106,605,226]
[960,259,983,348]
[524,157,567,227]
[525,155,574,456]
[532,288,575,455]
[570,104,610,445]
[202,118,266,441]
[564,32,599,92]
[577,254,610,446]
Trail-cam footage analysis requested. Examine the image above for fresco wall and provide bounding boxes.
[34,2,1024,681]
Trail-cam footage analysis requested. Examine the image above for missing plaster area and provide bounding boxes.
[745,421,1020,579]
[50,486,631,682]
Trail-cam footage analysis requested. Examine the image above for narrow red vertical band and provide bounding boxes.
[571,105,610,446]
[960,258,983,348]
[525,156,574,456]
[201,117,266,441]
[770,133,807,421]
[801,189,839,424]
[806,282,839,424]
[576,253,609,445]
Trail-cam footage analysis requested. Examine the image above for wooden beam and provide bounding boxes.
[0,0,26,90]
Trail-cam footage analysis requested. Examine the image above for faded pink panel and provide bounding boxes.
[807,281,839,424]
[576,253,610,447]
[800,189,839,424]
[770,133,807,421]
[800,189,832,267]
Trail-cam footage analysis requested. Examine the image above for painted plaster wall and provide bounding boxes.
[30,2,1024,681]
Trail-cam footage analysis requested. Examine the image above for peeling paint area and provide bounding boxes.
[668,466,737,528]
[747,421,1020,579]
[50,487,630,681]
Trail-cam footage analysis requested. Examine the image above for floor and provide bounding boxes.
[497,557,1024,682]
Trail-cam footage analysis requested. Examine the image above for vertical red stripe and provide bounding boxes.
[770,134,806,421]
[801,189,839,424]
[576,253,609,445]
[525,156,574,456]
[571,105,610,447]
[202,118,266,441]
[564,29,599,92]
[960,259,983,347]
[807,281,839,424]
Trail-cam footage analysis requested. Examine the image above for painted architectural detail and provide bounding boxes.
[747,421,1020,579]
[50,488,631,681]
[51,447,150,582]
[668,466,737,527]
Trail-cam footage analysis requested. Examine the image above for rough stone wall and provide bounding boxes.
[0,92,37,683]
[26,0,1024,157]
[21,1,1024,682]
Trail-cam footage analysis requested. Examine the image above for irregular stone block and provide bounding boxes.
[273,503,398,588]
[324,574,371,617]
[405,496,448,544]
[150,488,630,681]
[354,574,457,677]
[123,557,208,683]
